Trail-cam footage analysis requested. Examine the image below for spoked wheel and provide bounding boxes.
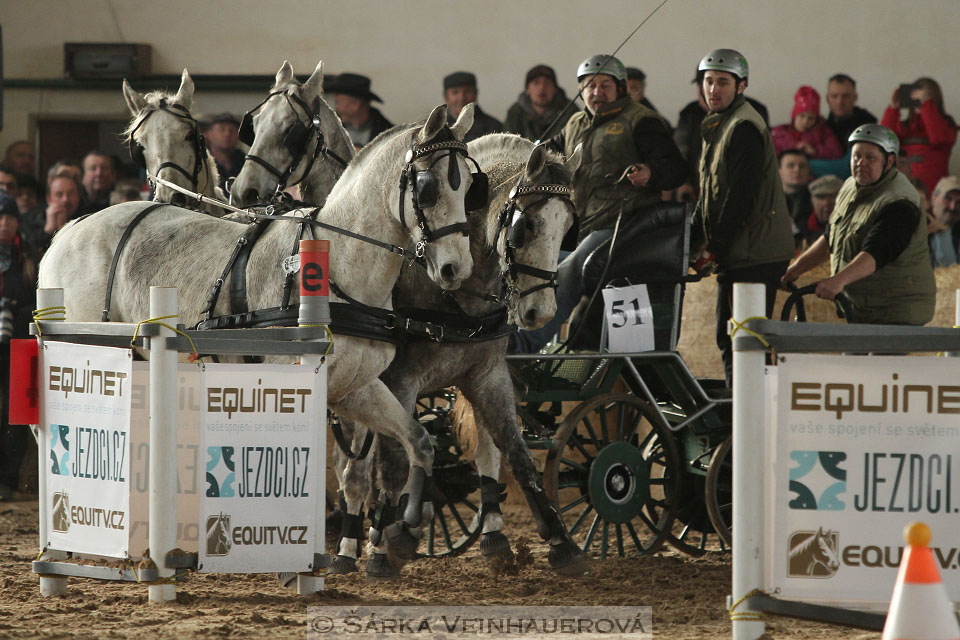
[543,394,681,559]
[705,436,733,549]
[663,438,730,556]
[413,389,483,559]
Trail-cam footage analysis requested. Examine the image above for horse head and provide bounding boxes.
[122,70,206,205]
[814,527,840,570]
[499,143,580,329]
[230,60,354,207]
[397,103,477,290]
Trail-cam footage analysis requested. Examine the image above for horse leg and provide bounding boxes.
[473,425,513,563]
[332,380,434,570]
[327,418,374,575]
[365,435,407,580]
[461,368,588,576]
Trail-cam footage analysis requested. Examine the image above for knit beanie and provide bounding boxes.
[791,85,821,121]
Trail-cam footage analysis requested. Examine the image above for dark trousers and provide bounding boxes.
[0,346,28,489]
[716,261,789,386]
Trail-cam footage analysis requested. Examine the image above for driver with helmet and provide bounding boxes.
[695,48,794,384]
[782,123,936,324]
[513,53,686,353]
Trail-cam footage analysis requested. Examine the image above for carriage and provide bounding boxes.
[407,202,740,562]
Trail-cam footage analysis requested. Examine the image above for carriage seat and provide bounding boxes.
[567,202,695,352]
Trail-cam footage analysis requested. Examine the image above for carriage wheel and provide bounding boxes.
[662,438,731,557]
[705,436,733,549]
[413,389,483,559]
[543,394,681,559]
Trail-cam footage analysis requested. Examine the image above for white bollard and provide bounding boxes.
[296,240,329,595]
[36,288,68,597]
[148,287,178,603]
[731,283,766,640]
[952,290,960,358]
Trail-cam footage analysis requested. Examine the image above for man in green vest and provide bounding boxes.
[696,48,795,384]
[512,53,686,353]
[782,124,935,325]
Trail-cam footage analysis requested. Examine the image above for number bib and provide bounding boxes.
[601,283,655,353]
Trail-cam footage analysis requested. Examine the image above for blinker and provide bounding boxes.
[465,171,489,211]
[415,170,439,208]
[238,113,255,146]
[508,210,526,249]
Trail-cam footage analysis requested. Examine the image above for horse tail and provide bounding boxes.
[450,390,478,459]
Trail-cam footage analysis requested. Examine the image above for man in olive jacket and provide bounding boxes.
[695,49,795,384]
[513,54,686,353]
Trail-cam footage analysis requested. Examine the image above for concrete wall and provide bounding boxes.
[2,0,959,172]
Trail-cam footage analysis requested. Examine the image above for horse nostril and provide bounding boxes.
[524,308,538,325]
[242,188,259,205]
[170,192,186,206]
[440,263,457,282]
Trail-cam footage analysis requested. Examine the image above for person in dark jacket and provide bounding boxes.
[0,192,37,499]
[513,54,686,353]
[625,67,659,114]
[695,48,795,384]
[442,72,503,143]
[324,73,393,150]
[504,64,575,142]
[825,74,877,151]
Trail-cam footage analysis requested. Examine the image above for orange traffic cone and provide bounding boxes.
[882,522,960,640]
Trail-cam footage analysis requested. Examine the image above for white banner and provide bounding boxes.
[198,364,324,573]
[42,342,133,558]
[128,363,203,558]
[768,354,960,609]
[601,284,655,353]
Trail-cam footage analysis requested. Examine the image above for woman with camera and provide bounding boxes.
[881,77,957,194]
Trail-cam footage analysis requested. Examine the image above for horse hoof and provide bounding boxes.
[277,572,297,590]
[328,554,359,575]
[479,531,514,563]
[383,522,420,569]
[548,540,589,577]
[365,553,401,581]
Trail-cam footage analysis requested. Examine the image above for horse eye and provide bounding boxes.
[525,219,536,232]
[185,132,196,141]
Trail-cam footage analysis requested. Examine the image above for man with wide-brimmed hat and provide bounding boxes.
[324,73,393,150]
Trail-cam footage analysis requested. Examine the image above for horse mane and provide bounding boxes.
[789,530,825,558]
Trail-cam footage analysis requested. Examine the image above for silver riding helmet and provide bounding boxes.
[577,54,627,83]
[697,48,749,80]
[848,124,900,155]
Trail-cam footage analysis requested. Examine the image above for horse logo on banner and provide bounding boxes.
[788,528,840,578]
[205,513,232,556]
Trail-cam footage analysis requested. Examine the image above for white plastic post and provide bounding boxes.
[731,283,766,640]
[296,240,329,595]
[952,290,960,357]
[36,288,68,597]
[148,287,178,603]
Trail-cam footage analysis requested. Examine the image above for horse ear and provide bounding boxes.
[122,79,146,116]
[449,103,475,141]
[174,69,194,108]
[524,145,547,181]
[419,105,448,143]
[302,60,324,99]
[276,60,294,86]
[564,143,583,175]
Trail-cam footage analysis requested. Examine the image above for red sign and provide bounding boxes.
[9,339,40,425]
[299,239,330,297]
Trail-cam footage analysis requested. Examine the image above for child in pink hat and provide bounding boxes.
[772,85,844,159]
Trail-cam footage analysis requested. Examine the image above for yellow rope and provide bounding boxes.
[729,315,776,362]
[298,324,335,357]
[130,315,199,361]
[32,306,66,338]
[937,325,960,357]
[35,545,48,561]
[728,588,766,622]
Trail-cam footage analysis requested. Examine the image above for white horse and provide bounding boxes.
[230,61,355,208]
[39,104,479,531]
[333,135,589,578]
[121,70,226,215]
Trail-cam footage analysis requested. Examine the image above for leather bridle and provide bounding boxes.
[238,90,351,198]
[397,134,486,258]
[129,99,206,190]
